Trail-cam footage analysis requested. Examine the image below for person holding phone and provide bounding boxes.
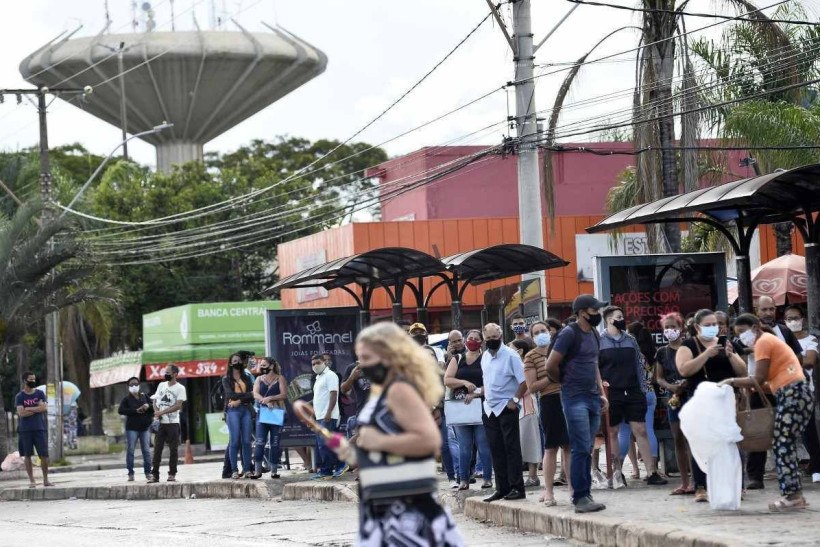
[252,357,287,479]
[675,309,747,502]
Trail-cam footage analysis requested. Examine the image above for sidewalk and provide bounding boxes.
[464,477,820,546]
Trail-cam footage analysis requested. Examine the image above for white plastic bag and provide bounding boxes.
[679,382,743,510]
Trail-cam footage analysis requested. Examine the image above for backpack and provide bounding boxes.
[550,322,600,382]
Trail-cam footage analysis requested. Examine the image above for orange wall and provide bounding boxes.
[277,216,639,310]
[758,225,805,263]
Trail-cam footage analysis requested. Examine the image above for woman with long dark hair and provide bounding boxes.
[675,309,747,503]
[721,314,812,511]
[252,357,287,479]
[222,352,255,479]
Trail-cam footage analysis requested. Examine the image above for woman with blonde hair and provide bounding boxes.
[345,321,463,546]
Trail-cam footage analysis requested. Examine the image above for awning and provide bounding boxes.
[89,351,143,388]
[142,342,267,363]
[442,243,569,285]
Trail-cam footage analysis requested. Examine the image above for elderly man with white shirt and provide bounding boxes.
[480,322,528,503]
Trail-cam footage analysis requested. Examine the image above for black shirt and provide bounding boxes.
[118,392,154,432]
[680,338,737,399]
[342,363,371,414]
[453,352,484,399]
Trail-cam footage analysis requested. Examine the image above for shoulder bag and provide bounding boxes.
[736,376,774,452]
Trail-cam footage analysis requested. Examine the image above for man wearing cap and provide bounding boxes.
[545,294,609,513]
[409,321,457,486]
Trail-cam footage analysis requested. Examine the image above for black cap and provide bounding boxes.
[572,294,609,313]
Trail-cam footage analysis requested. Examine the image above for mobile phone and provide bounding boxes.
[717,335,727,348]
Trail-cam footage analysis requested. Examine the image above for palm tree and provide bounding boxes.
[0,200,114,460]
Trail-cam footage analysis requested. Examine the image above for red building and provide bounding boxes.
[277,143,794,330]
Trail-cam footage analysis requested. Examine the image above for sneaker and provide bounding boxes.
[524,478,540,488]
[333,464,350,478]
[481,480,493,489]
[127,475,134,482]
[813,473,820,483]
[450,480,460,490]
[647,472,668,486]
[611,469,626,490]
[311,472,332,481]
[574,496,606,513]
[694,487,708,503]
[167,475,176,482]
[145,474,153,481]
[591,469,607,490]
[146,476,159,484]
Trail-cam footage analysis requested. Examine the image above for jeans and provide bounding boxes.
[448,426,461,478]
[255,421,283,475]
[227,406,253,474]
[316,419,341,475]
[454,424,493,482]
[125,429,151,477]
[617,390,658,460]
[483,406,524,495]
[346,416,358,439]
[439,414,455,480]
[562,393,601,504]
[151,423,180,478]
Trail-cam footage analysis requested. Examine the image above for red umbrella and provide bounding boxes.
[728,254,807,306]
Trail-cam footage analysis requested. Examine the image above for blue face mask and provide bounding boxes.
[512,324,527,335]
[699,325,719,340]
[534,332,551,347]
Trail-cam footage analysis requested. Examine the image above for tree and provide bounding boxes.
[0,200,114,460]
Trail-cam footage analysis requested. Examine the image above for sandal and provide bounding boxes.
[769,496,808,512]
[670,486,688,495]
[458,483,469,491]
[543,498,557,506]
[28,481,37,489]
[43,481,55,487]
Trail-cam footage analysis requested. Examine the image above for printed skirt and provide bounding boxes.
[358,494,464,546]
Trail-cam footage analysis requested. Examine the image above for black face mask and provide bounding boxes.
[232,363,244,370]
[26,380,37,388]
[164,373,173,381]
[360,363,389,385]
[485,338,502,351]
[260,368,271,375]
[585,313,603,327]
[412,334,428,346]
[612,319,627,331]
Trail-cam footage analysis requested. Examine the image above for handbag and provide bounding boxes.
[736,376,774,452]
[444,398,483,426]
[259,406,285,426]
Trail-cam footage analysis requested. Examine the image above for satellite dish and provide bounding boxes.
[142,2,151,10]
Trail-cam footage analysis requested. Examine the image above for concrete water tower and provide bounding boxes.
[20,11,327,171]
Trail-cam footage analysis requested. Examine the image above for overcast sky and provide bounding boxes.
[1,0,817,168]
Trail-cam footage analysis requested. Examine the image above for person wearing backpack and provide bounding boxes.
[545,294,609,514]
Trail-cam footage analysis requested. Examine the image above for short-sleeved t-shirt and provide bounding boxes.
[342,363,371,414]
[15,389,46,432]
[755,332,805,393]
[313,368,340,420]
[553,325,600,398]
[151,381,187,424]
[523,349,560,396]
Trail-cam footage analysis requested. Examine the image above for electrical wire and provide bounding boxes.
[565,0,820,25]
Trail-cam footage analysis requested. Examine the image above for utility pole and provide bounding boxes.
[510,0,547,318]
[117,44,129,160]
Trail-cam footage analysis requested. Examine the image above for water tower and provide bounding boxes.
[20,9,327,171]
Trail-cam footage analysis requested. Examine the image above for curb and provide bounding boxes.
[464,498,741,547]
[282,481,359,503]
[0,455,226,481]
[0,480,269,501]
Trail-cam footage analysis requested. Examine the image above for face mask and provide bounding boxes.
[164,373,173,381]
[585,313,602,328]
[465,339,482,352]
[612,319,627,331]
[260,367,271,375]
[786,319,803,333]
[534,332,551,347]
[699,325,719,340]
[663,329,681,342]
[312,364,326,375]
[360,363,389,385]
[128,385,140,394]
[739,329,757,348]
[26,381,37,389]
[232,363,244,370]
[485,338,502,351]
[412,334,428,346]
[512,325,527,335]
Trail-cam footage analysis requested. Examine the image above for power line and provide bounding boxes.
[543,143,820,155]
[565,0,820,25]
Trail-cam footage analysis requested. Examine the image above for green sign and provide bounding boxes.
[205,412,230,450]
[143,300,282,349]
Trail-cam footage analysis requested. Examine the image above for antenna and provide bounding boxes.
[142,2,156,32]
[170,0,175,31]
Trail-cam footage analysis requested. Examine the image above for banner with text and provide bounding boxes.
[266,308,360,446]
[144,359,228,380]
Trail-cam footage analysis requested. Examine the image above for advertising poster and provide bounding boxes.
[265,308,360,446]
[205,412,229,450]
[595,254,728,345]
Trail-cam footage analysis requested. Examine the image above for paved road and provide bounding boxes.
[0,498,574,546]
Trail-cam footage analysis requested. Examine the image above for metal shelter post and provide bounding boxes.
[805,242,820,336]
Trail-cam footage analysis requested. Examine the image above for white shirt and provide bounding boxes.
[481,344,526,417]
[151,381,187,424]
[313,368,340,421]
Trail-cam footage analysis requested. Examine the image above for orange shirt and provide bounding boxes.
[754,332,805,393]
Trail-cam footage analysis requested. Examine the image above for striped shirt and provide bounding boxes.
[524,348,560,396]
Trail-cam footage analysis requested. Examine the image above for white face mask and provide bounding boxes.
[786,319,803,333]
[739,329,757,348]
[699,325,719,340]
[663,328,680,342]
[128,385,140,394]
[312,364,326,375]
[534,332,551,347]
